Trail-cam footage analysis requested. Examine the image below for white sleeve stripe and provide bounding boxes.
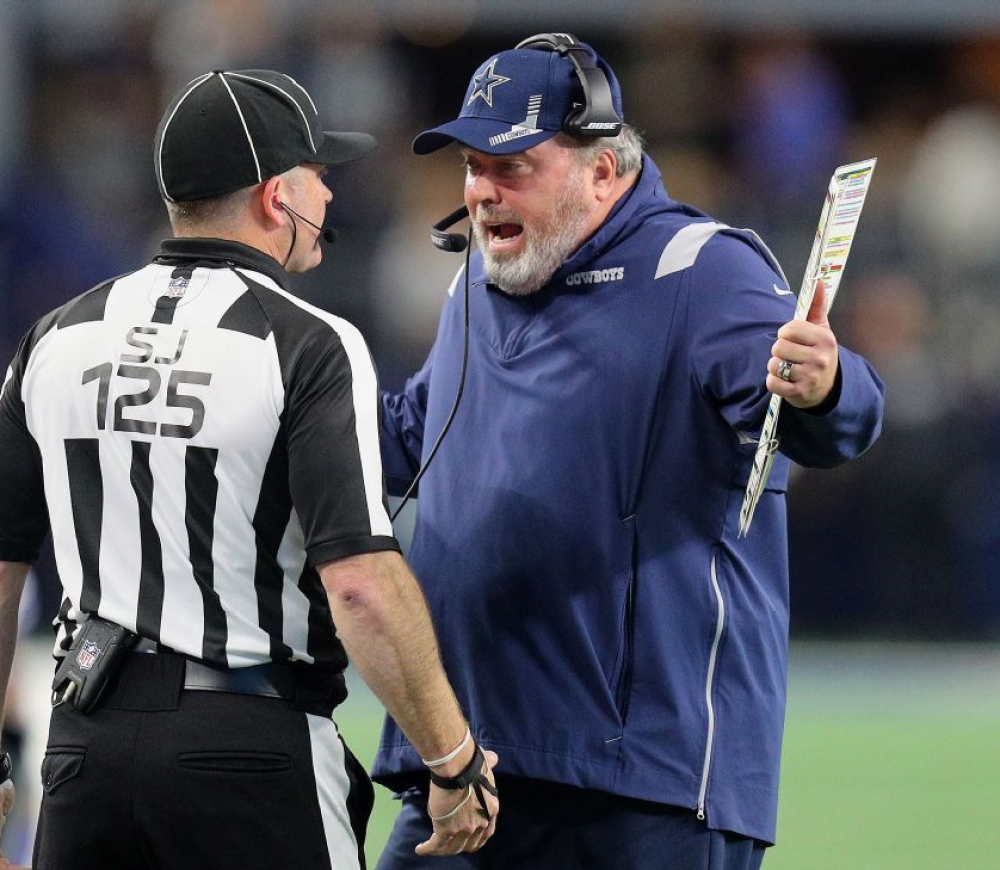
[245,274,393,537]
[446,264,465,298]
[654,221,728,279]
[338,330,393,536]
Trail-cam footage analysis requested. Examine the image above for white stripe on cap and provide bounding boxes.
[156,72,214,203]
[286,74,318,116]
[218,72,262,183]
[227,72,317,154]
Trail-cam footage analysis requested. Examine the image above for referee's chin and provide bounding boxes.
[287,243,324,275]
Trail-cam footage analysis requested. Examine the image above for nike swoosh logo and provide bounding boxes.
[773,283,793,296]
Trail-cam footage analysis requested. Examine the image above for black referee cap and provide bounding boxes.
[154,69,377,203]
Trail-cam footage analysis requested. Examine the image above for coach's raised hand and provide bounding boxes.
[766,280,840,409]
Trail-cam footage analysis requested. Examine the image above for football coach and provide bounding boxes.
[372,33,884,869]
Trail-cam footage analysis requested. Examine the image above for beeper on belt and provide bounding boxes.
[51,616,137,713]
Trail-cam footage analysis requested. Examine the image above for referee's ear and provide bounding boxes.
[261,176,286,229]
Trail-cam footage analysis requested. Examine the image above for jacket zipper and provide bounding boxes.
[697,555,726,821]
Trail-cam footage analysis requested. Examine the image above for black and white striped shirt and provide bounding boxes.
[0,238,399,672]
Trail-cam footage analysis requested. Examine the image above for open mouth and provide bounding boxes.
[486,222,524,246]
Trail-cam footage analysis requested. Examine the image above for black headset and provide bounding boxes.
[515,32,623,138]
[431,33,622,253]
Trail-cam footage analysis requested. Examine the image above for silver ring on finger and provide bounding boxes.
[777,359,794,382]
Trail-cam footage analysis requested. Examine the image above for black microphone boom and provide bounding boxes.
[278,201,338,244]
[431,205,470,253]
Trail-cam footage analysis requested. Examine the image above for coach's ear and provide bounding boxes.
[590,148,618,203]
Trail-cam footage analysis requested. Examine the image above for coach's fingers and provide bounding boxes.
[415,829,475,857]
[805,279,830,328]
[417,784,485,856]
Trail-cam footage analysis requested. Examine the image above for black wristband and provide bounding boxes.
[428,743,485,790]
[0,752,12,785]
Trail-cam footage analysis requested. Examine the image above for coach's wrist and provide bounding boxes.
[432,739,479,780]
[421,726,476,779]
[0,753,11,786]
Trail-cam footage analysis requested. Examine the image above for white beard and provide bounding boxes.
[473,175,592,296]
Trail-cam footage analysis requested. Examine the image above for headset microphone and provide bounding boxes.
[431,205,470,253]
[277,200,338,243]
[391,205,473,523]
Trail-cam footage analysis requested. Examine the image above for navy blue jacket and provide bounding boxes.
[372,156,884,843]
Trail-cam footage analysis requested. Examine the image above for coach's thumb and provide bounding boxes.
[806,279,830,327]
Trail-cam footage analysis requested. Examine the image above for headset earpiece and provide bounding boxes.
[514,32,623,138]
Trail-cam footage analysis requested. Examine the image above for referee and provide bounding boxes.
[0,70,497,870]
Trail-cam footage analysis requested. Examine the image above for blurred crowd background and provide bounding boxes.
[2,0,1000,857]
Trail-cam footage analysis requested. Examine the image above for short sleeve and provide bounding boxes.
[0,338,49,562]
[283,327,400,566]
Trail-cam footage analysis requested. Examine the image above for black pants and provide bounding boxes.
[34,653,373,870]
[376,775,767,870]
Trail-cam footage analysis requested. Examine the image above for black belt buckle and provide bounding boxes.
[52,617,137,713]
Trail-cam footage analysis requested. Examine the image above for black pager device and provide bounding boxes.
[52,616,137,713]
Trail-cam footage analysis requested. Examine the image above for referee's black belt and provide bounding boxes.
[182,658,295,700]
[115,642,348,717]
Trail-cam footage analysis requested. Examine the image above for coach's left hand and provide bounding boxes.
[766,280,839,409]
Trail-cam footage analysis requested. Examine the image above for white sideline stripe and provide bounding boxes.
[218,73,262,183]
[156,72,213,202]
[654,221,727,279]
[228,72,317,154]
[307,715,360,870]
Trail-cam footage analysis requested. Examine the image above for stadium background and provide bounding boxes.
[1,1,998,866]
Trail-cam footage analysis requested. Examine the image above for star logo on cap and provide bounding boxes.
[467,58,511,108]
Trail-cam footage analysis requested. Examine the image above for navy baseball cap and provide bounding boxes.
[412,40,623,156]
[155,69,378,202]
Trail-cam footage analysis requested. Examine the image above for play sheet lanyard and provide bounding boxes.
[738,158,877,537]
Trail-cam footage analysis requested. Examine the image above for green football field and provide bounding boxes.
[336,643,1000,869]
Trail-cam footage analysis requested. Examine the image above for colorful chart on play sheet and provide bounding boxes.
[738,158,876,538]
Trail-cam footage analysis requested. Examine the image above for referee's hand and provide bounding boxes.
[416,749,499,856]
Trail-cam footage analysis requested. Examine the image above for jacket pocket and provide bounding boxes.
[41,747,86,795]
[176,750,292,773]
[609,514,638,724]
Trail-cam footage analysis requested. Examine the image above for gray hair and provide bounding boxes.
[562,122,645,177]
[164,185,255,235]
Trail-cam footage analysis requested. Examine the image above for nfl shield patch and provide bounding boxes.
[76,640,101,670]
